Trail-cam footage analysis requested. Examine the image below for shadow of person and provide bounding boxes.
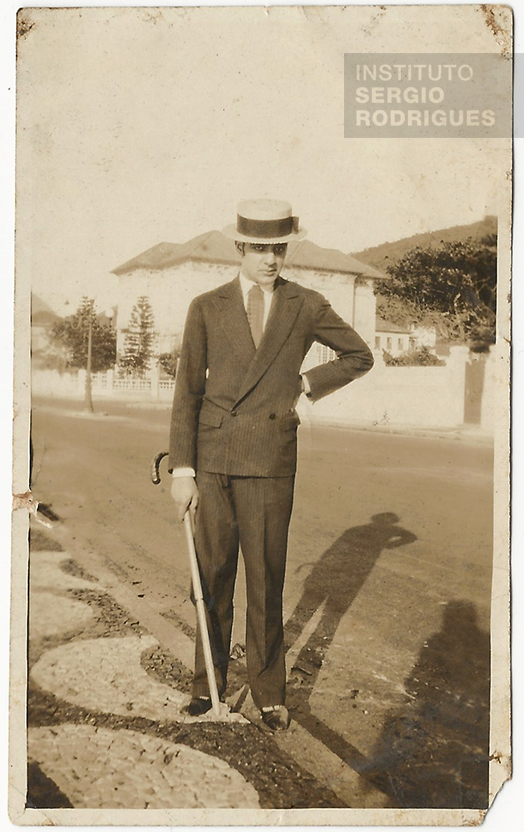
[285,513,417,710]
[360,600,490,808]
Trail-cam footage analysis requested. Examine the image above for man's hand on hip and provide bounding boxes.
[171,476,199,523]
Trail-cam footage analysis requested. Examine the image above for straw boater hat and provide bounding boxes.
[222,199,307,244]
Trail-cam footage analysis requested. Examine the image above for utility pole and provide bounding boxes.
[84,299,94,413]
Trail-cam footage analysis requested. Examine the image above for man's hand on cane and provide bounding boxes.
[171,477,199,523]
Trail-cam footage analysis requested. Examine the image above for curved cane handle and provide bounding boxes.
[151,450,169,485]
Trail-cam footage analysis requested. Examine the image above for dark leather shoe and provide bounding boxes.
[181,697,212,716]
[261,705,290,732]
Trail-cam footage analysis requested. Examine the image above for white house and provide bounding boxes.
[375,316,438,357]
[111,231,387,369]
[374,316,413,356]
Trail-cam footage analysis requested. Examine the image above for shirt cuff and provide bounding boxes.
[172,467,196,478]
[301,374,312,396]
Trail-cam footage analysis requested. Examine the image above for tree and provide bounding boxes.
[51,297,116,372]
[119,296,156,375]
[376,235,497,343]
[157,351,179,378]
[383,346,445,367]
[157,334,182,379]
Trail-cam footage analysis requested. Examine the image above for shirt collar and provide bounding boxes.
[239,271,275,298]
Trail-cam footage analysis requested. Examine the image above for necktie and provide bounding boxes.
[247,284,264,348]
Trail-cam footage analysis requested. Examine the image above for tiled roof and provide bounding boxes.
[32,310,59,326]
[375,315,412,334]
[31,294,60,326]
[112,231,387,280]
[112,241,185,274]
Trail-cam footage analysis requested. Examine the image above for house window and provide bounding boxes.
[374,336,380,350]
[398,338,403,350]
[409,337,416,351]
[386,337,392,350]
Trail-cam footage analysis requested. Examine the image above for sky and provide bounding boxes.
[16,5,509,314]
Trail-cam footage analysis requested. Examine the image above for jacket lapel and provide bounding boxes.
[215,277,256,362]
[234,277,304,406]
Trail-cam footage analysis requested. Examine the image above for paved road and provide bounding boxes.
[30,397,493,808]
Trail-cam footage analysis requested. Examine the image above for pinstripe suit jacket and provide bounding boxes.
[168,275,374,477]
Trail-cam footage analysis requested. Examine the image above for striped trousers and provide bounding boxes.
[192,471,295,709]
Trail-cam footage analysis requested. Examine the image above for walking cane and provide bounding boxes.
[151,451,221,717]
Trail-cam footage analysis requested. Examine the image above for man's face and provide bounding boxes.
[239,242,287,286]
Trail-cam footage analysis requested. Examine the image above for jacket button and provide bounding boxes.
[269,412,276,420]
[231,410,237,417]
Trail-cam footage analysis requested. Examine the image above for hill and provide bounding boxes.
[352,216,497,273]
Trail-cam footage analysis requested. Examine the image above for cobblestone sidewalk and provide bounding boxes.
[27,526,345,811]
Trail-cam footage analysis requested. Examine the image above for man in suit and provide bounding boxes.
[169,199,374,730]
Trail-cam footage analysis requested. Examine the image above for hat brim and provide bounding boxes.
[222,223,307,244]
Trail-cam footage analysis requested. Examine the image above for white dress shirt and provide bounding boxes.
[238,271,275,328]
[173,272,308,479]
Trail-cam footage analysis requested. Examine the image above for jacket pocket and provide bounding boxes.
[198,408,224,428]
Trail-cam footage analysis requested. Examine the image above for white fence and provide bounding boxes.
[31,345,499,431]
[32,368,176,402]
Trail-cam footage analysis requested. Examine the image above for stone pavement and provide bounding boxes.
[30,725,258,809]
[27,525,349,811]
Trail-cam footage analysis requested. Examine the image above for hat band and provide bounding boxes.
[237,214,296,239]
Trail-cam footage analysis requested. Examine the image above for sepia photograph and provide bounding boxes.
[10,3,513,826]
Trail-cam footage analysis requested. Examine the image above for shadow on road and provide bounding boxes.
[361,599,490,808]
[283,515,490,807]
[285,512,417,693]
[282,513,417,803]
